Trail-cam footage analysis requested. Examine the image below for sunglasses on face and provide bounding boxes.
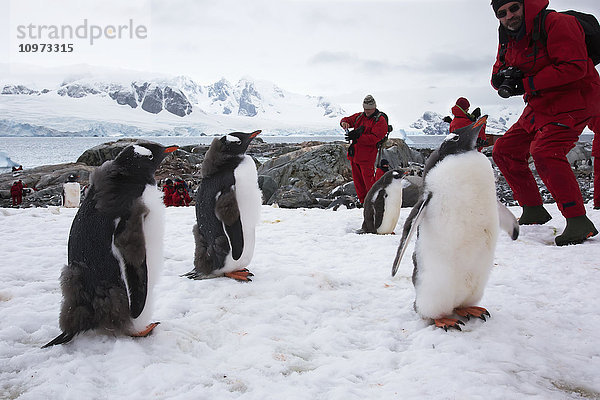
[496,3,521,19]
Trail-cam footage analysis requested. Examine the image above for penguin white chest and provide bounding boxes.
[223,156,262,271]
[132,184,165,331]
[414,153,499,319]
[377,179,405,234]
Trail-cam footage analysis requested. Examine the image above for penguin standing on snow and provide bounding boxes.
[360,169,407,234]
[43,142,177,348]
[392,117,519,331]
[184,130,262,282]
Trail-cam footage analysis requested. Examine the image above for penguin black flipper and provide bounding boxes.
[42,331,76,348]
[123,259,148,319]
[392,192,432,277]
[215,189,244,260]
[373,189,386,232]
[113,202,150,319]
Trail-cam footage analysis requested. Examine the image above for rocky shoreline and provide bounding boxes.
[0,137,595,210]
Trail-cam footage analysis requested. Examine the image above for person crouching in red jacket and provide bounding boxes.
[490,0,600,245]
[171,184,191,207]
[162,179,176,207]
[449,97,488,152]
[340,95,388,204]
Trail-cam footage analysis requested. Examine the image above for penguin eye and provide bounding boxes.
[148,154,154,160]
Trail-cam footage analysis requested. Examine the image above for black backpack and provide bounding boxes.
[534,9,600,65]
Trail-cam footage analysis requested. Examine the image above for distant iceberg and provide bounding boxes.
[0,151,19,168]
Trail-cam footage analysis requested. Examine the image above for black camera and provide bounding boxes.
[496,67,524,98]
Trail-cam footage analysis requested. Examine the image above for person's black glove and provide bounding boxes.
[471,107,481,119]
[345,126,364,141]
[476,137,489,148]
[443,116,453,124]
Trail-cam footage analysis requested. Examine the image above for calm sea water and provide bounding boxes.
[0,135,342,170]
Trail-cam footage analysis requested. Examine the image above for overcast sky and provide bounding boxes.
[2,0,599,125]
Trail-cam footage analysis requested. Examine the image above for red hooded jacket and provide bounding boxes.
[450,105,487,150]
[491,0,600,127]
[171,188,191,206]
[340,111,388,164]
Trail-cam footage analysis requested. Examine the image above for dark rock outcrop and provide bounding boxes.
[141,86,164,114]
[57,84,100,98]
[2,85,39,95]
[164,87,192,117]
[109,88,138,108]
[2,138,594,211]
[268,185,315,208]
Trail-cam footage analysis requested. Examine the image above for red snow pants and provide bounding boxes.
[351,161,375,204]
[493,107,589,219]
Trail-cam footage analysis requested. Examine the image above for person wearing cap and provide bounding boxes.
[490,0,600,245]
[448,97,487,152]
[340,95,389,204]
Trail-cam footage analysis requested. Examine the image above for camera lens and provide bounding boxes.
[498,85,513,98]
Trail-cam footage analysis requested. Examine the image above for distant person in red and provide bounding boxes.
[11,181,23,206]
[448,97,487,152]
[340,95,388,204]
[589,118,600,210]
[375,159,390,181]
[162,178,176,207]
[171,184,191,206]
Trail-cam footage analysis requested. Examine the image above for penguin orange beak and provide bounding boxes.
[164,146,179,153]
[250,130,262,139]
[474,116,488,128]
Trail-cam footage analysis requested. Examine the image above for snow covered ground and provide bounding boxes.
[1,203,599,399]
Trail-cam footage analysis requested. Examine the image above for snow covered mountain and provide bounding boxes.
[408,108,519,136]
[0,75,346,137]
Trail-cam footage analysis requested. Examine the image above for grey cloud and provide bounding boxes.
[309,51,409,73]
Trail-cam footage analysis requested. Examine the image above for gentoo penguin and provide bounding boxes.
[391,117,519,331]
[43,142,177,348]
[62,174,81,208]
[360,169,407,234]
[183,130,262,282]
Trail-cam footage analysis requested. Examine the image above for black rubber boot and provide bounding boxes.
[555,215,598,246]
[518,205,552,225]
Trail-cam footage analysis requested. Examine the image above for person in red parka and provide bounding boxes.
[490,0,600,246]
[449,97,488,152]
[162,178,176,207]
[340,95,388,204]
[171,184,191,207]
[589,117,600,210]
[10,181,22,206]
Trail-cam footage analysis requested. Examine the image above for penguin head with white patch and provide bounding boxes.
[219,130,262,156]
[114,142,178,184]
[423,116,487,176]
[201,131,262,177]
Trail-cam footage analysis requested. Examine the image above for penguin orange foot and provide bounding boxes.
[224,268,254,282]
[131,322,160,337]
[454,306,490,321]
[434,318,465,331]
